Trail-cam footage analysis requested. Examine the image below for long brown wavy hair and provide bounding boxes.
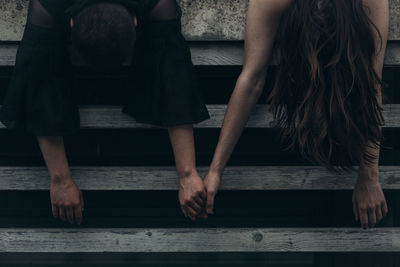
[268,0,385,170]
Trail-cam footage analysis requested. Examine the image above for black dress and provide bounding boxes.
[0,0,210,135]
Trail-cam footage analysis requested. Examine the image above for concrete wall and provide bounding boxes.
[0,0,399,41]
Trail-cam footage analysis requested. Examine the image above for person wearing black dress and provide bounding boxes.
[0,0,210,224]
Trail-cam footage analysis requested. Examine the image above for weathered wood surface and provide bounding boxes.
[0,228,399,252]
[0,0,399,41]
[2,42,400,66]
[385,42,400,65]
[1,104,399,129]
[0,166,399,191]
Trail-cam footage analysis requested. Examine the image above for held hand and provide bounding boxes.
[50,175,84,225]
[179,172,207,221]
[352,167,388,229]
[203,171,221,215]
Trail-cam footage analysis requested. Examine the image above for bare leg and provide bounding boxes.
[37,136,84,225]
[168,125,206,220]
[352,0,389,229]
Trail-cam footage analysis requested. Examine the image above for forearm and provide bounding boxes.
[207,0,288,176]
[37,136,71,182]
[168,125,197,179]
[209,74,265,175]
[358,0,389,182]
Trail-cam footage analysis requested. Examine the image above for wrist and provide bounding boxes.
[208,167,223,179]
[357,164,379,183]
[50,171,72,184]
[208,161,225,177]
[177,167,198,180]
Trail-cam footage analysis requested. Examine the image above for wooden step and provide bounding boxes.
[1,104,399,129]
[0,166,399,191]
[0,0,399,41]
[0,228,398,252]
[1,42,399,66]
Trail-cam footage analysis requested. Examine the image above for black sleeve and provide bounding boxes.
[122,4,210,126]
[0,2,79,135]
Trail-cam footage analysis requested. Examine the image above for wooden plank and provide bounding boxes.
[1,104,400,129]
[0,228,399,252]
[0,0,399,41]
[0,44,16,66]
[1,42,400,66]
[189,43,244,66]
[384,42,400,65]
[0,166,399,191]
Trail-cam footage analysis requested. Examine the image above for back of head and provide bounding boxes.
[269,0,384,170]
[71,3,136,66]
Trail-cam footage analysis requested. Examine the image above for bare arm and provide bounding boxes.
[37,136,70,180]
[29,0,83,225]
[168,125,206,220]
[353,0,389,229]
[203,0,291,214]
[37,137,83,225]
[148,0,208,219]
[359,0,389,165]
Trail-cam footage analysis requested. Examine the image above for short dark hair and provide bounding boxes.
[71,3,136,66]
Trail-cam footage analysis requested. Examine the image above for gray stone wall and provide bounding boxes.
[0,0,399,41]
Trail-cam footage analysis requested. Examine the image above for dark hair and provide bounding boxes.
[71,3,136,66]
[268,0,384,170]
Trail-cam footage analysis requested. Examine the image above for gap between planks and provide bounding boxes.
[1,43,400,66]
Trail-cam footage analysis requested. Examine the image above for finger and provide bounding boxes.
[198,190,207,201]
[188,200,202,214]
[197,212,208,219]
[186,202,202,217]
[359,207,368,229]
[52,205,59,219]
[193,195,205,206]
[376,206,383,224]
[180,206,188,218]
[382,202,388,217]
[74,206,83,225]
[368,207,377,228]
[59,207,66,221]
[206,192,216,214]
[66,207,75,224]
[80,192,84,211]
[183,206,197,221]
[352,200,359,221]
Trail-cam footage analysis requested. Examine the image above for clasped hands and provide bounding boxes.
[178,170,221,220]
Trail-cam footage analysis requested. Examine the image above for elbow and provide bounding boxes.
[236,70,267,99]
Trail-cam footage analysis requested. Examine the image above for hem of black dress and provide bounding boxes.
[122,109,210,128]
[135,115,211,127]
[0,119,79,136]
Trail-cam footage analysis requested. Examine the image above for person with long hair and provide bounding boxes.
[200,0,389,229]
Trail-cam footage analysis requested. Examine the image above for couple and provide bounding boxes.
[0,0,389,230]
